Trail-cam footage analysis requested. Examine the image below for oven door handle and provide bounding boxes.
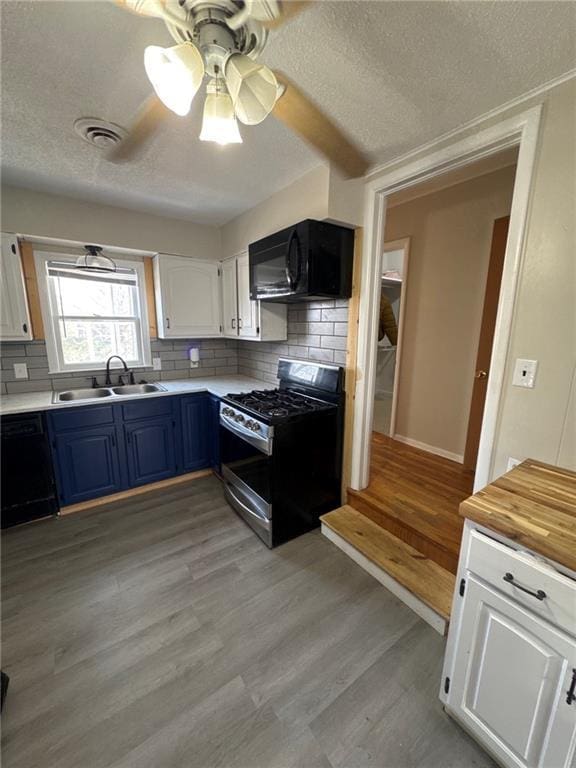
[225,482,270,529]
[220,413,272,455]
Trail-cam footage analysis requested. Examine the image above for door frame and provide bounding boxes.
[380,236,410,438]
[350,105,543,493]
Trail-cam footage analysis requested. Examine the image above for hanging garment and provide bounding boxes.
[378,290,398,345]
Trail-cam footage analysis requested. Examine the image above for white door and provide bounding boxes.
[221,257,238,337]
[236,252,259,339]
[155,255,221,338]
[0,234,32,341]
[448,575,576,768]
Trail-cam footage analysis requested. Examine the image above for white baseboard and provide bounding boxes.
[393,434,464,464]
[322,523,447,636]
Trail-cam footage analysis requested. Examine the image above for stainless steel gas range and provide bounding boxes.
[219,359,345,548]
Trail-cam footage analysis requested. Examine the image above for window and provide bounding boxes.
[35,252,151,373]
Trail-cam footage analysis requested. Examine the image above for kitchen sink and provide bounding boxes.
[56,388,114,401]
[111,384,165,395]
[53,383,165,403]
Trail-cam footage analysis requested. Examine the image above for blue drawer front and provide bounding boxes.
[50,405,115,433]
[122,397,174,422]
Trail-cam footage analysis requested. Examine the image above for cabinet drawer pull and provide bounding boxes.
[503,572,547,601]
[567,669,576,705]
[166,317,170,329]
[238,318,243,329]
[231,318,236,329]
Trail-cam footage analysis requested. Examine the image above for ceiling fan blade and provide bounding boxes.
[108,94,170,163]
[272,71,370,178]
[261,0,311,29]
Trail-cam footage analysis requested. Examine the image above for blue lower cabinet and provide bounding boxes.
[125,417,177,487]
[180,394,210,471]
[52,425,122,505]
[208,395,221,470]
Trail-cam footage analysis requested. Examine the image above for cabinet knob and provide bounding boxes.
[474,370,487,379]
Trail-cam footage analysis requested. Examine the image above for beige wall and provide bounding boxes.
[0,185,221,259]
[490,79,576,477]
[385,165,517,458]
[221,164,363,258]
[221,166,330,257]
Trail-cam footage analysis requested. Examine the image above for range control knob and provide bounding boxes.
[235,413,245,424]
[223,407,233,417]
[252,422,261,432]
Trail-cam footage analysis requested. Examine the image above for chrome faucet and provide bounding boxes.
[104,355,135,386]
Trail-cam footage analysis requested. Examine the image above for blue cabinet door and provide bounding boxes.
[53,425,122,505]
[125,417,177,487]
[180,394,210,472]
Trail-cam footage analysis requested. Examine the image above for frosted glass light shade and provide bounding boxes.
[225,54,279,125]
[144,42,204,116]
[200,81,242,145]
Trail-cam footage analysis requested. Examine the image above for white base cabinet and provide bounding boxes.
[154,254,222,339]
[221,252,286,342]
[1,233,32,341]
[442,522,576,768]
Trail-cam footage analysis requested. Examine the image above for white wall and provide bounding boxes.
[221,164,363,258]
[0,185,221,259]
[490,79,576,477]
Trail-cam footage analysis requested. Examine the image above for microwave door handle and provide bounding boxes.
[285,228,302,290]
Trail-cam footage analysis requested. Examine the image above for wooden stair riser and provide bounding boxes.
[348,490,460,573]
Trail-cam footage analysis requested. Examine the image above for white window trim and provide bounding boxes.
[34,250,152,374]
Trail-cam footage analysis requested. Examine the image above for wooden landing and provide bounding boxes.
[321,505,455,634]
[348,434,474,573]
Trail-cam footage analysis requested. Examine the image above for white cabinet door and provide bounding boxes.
[236,252,259,339]
[221,257,238,338]
[447,574,576,768]
[155,255,221,338]
[0,234,32,341]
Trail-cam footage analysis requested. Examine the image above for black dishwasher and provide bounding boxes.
[1,412,59,528]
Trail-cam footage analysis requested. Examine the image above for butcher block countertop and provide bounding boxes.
[460,459,576,572]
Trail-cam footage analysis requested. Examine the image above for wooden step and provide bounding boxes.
[321,505,456,635]
[347,488,461,573]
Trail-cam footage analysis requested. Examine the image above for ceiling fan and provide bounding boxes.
[111,0,369,177]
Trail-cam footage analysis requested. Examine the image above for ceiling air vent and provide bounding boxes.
[74,118,127,149]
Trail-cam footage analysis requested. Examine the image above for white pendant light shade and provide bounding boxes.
[200,80,242,145]
[144,42,204,116]
[225,54,279,125]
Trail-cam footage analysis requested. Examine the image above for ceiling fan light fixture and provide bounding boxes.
[200,80,243,146]
[144,42,204,117]
[225,54,279,125]
[75,245,117,273]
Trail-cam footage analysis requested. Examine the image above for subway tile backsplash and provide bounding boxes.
[237,300,349,384]
[0,300,348,394]
[0,338,239,394]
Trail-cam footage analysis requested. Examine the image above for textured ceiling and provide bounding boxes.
[1,1,575,225]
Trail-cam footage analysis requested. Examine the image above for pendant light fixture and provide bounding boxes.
[200,78,243,145]
[75,245,117,273]
[144,42,205,116]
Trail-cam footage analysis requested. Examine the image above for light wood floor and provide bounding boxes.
[1,475,494,768]
[348,435,475,573]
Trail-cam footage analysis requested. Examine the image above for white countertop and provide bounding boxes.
[0,375,275,416]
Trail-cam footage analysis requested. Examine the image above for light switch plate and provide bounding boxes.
[152,357,162,371]
[13,362,28,379]
[512,358,538,388]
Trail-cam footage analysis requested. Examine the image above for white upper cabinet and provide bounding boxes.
[221,257,238,337]
[154,255,222,339]
[0,233,32,341]
[221,251,287,342]
[236,252,259,339]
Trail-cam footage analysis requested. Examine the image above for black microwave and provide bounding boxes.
[249,219,354,302]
